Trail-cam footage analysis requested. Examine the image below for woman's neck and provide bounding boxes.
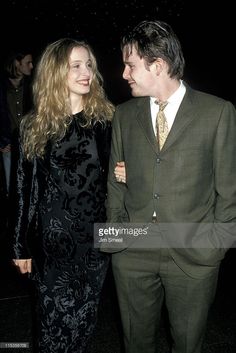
[70,94,83,115]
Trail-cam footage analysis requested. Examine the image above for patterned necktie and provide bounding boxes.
[156,101,168,150]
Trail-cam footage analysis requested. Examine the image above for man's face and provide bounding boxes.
[122,44,157,97]
[17,54,33,76]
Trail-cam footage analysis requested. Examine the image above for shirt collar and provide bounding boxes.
[150,80,186,106]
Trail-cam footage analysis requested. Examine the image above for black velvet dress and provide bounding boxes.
[11,112,111,353]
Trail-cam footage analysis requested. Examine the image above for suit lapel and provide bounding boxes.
[134,87,197,154]
[135,97,159,154]
[160,86,197,152]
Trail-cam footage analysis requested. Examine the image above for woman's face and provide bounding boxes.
[67,46,93,98]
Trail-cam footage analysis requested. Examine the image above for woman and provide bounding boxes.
[11,38,114,353]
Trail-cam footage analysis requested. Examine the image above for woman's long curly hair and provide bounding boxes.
[21,38,114,160]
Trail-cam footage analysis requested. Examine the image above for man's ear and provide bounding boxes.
[154,58,165,75]
[14,59,21,70]
[151,57,169,77]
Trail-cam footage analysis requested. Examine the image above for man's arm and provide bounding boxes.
[213,100,236,248]
[106,108,128,223]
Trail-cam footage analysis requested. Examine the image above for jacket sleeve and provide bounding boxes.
[212,100,236,249]
[106,108,129,223]
[0,83,11,148]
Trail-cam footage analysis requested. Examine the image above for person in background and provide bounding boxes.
[0,49,33,196]
[11,38,114,353]
[104,20,236,353]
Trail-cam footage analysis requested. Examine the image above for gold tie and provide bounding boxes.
[156,101,168,150]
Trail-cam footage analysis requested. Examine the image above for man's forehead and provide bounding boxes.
[123,44,137,60]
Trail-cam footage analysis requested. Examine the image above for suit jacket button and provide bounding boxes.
[152,215,158,223]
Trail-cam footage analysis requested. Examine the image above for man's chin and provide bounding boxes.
[130,87,149,97]
[130,89,139,97]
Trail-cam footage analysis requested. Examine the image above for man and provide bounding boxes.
[104,20,236,353]
[0,49,33,195]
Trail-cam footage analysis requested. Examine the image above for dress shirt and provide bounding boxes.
[150,80,186,136]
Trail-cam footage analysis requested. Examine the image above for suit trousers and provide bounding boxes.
[112,247,219,353]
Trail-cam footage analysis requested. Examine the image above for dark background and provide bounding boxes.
[0,2,236,350]
[0,0,235,105]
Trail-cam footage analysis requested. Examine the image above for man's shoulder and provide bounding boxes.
[185,86,236,120]
[187,84,231,107]
[116,96,148,111]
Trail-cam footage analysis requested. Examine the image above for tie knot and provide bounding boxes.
[156,101,168,111]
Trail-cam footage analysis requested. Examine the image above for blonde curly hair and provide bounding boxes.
[21,38,114,160]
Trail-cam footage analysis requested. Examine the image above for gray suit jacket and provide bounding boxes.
[103,84,236,278]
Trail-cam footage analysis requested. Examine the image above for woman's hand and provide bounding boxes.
[13,259,32,274]
[114,161,126,183]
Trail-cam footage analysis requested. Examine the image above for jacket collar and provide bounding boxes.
[135,85,197,154]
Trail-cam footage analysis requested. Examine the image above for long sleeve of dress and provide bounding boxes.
[95,120,112,187]
[9,135,38,259]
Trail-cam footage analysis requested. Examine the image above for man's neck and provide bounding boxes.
[9,76,23,88]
